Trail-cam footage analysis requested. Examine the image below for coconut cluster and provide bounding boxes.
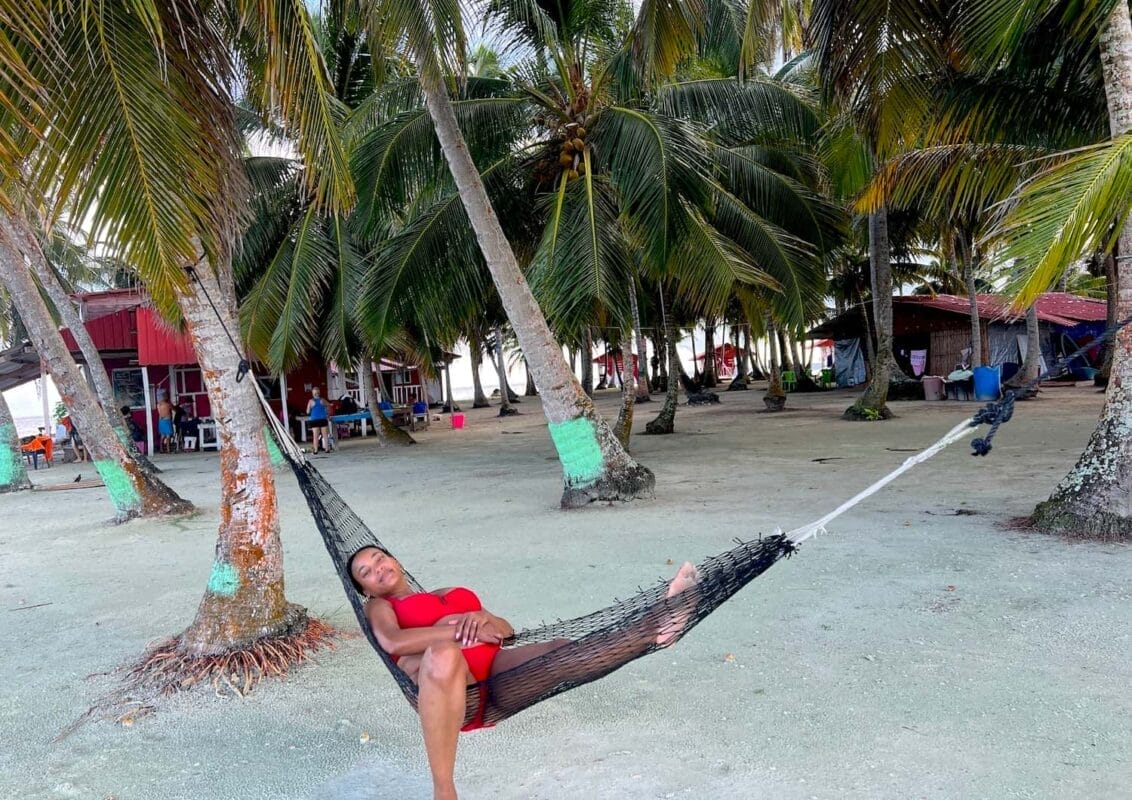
[535,113,597,186]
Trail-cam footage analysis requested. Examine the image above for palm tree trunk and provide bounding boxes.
[581,330,594,396]
[0,388,31,492]
[645,286,680,435]
[1099,250,1118,385]
[614,323,636,445]
[742,325,754,381]
[0,214,190,519]
[959,233,984,368]
[361,359,414,446]
[1031,3,1132,539]
[494,324,516,416]
[1006,304,1042,392]
[703,319,718,386]
[764,317,786,411]
[469,331,491,408]
[523,357,538,396]
[776,328,793,373]
[846,209,894,419]
[420,74,652,506]
[175,263,310,652]
[729,322,749,390]
[28,235,165,476]
[443,360,459,412]
[629,280,651,402]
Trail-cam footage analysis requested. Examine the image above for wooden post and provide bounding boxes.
[142,365,154,456]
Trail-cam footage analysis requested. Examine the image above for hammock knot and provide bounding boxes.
[969,391,1016,457]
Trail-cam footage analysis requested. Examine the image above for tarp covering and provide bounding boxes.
[834,339,867,387]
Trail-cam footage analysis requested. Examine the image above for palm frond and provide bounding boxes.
[231,0,355,213]
[527,175,634,329]
[668,199,776,316]
[29,0,245,319]
[987,133,1132,307]
[592,106,710,266]
[657,77,820,145]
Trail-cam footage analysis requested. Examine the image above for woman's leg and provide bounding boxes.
[417,641,472,800]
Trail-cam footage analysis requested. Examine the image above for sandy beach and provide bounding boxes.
[2,385,1129,800]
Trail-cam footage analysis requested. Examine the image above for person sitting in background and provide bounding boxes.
[120,405,145,448]
[179,407,200,450]
[62,416,87,463]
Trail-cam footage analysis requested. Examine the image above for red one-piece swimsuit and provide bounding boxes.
[387,587,500,731]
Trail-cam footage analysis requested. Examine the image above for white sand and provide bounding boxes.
[2,385,1130,800]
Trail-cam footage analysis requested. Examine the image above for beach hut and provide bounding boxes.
[693,343,739,379]
[807,292,1107,386]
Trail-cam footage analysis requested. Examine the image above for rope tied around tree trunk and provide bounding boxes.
[185,265,251,383]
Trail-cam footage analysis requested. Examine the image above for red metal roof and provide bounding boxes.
[893,292,1105,327]
[61,307,137,352]
[136,307,197,366]
[74,288,147,322]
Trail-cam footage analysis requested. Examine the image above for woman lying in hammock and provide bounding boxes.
[348,545,701,800]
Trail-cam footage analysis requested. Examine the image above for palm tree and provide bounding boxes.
[970,0,1132,538]
[35,224,171,479]
[391,9,655,507]
[810,1,943,420]
[0,214,192,518]
[1,0,353,688]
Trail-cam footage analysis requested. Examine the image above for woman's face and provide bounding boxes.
[350,547,402,597]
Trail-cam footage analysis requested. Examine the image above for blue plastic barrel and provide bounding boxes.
[973,365,1000,401]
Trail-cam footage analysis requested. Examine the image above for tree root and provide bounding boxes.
[560,462,656,508]
[841,403,894,421]
[126,617,340,697]
[1027,500,1132,542]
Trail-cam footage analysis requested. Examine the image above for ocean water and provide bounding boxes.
[14,415,52,437]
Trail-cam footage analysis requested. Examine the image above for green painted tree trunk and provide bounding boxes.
[0,214,191,520]
[0,388,31,492]
[1031,3,1132,539]
[30,231,166,477]
[421,73,653,506]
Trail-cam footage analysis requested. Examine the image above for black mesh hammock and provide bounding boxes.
[284,443,796,728]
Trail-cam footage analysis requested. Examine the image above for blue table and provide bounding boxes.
[297,411,372,442]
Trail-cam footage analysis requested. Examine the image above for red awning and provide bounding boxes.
[60,307,137,353]
[137,307,197,366]
[694,343,740,361]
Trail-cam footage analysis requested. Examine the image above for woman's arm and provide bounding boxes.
[365,599,463,657]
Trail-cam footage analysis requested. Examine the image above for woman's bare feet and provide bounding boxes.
[656,561,700,646]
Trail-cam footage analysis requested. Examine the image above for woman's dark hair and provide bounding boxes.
[346,546,390,594]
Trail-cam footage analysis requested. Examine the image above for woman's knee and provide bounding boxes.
[420,642,464,684]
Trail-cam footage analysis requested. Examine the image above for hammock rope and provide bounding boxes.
[188,267,1130,727]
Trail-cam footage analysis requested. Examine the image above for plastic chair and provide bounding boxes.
[781,370,797,392]
[820,367,835,388]
[378,400,394,419]
[410,400,429,431]
[182,436,198,451]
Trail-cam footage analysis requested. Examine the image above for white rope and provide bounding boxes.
[249,376,308,464]
[785,418,978,546]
